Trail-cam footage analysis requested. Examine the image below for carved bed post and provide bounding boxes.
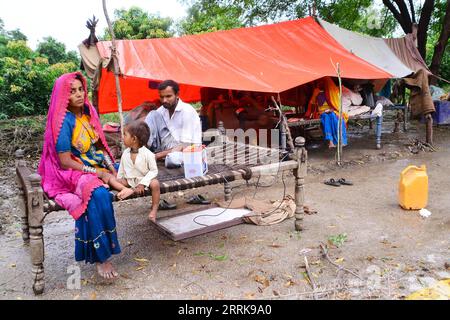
[27,173,45,295]
[217,121,232,201]
[15,150,29,242]
[224,183,232,202]
[293,137,307,231]
[375,115,382,150]
[280,122,287,153]
[425,113,433,145]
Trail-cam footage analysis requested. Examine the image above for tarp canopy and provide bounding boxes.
[317,18,415,78]
[87,17,391,114]
[384,34,431,74]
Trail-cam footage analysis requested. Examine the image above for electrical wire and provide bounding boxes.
[192,150,290,227]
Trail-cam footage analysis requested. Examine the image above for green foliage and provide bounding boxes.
[36,37,80,65]
[328,233,348,247]
[102,6,174,40]
[179,2,244,35]
[0,22,78,118]
[426,0,450,85]
[194,251,228,261]
[180,0,398,36]
[100,112,121,124]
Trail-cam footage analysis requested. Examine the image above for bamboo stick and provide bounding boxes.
[102,0,125,149]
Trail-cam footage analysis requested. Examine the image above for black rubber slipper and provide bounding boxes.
[324,178,341,187]
[187,194,211,205]
[338,178,353,186]
[158,199,177,210]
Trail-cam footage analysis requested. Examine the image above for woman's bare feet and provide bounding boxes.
[96,261,119,280]
[148,209,157,223]
[117,187,134,200]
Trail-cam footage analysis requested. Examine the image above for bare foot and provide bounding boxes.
[328,141,336,148]
[96,261,119,280]
[148,209,157,223]
[117,187,134,200]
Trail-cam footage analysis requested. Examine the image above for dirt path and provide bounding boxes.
[0,119,449,300]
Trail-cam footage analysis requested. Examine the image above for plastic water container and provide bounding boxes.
[398,165,428,210]
[183,145,208,179]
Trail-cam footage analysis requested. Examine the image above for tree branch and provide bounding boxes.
[382,0,411,33]
[408,0,416,23]
[394,0,413,27]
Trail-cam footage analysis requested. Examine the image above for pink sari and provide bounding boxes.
[38,72,115,220]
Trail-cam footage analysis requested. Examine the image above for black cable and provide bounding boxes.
[192,151,290,227]
[192,174,238,227]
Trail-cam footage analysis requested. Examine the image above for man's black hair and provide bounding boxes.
[158,79,179,95]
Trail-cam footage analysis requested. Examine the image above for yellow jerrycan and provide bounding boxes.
[398,165,428,210]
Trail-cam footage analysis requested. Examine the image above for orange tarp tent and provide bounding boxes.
[95,17,391,114]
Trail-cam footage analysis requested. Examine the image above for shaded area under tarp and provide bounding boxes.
[83,16,391,114]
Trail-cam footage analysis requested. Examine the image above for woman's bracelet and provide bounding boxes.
[82,165,96,174]
[104,154,114,168]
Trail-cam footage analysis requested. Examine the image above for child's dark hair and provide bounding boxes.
[125,121,150,147]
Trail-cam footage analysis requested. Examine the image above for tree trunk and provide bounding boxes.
[417,0,435,60]
[429,0,450,84]
[383,0,435,60]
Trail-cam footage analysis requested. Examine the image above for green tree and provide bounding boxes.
[36,36,79,65]
[179,2,244,35]
[0,21,78,118]
[180,0,397,36]
[102,6,174,39]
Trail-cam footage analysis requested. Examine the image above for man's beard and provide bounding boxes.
[163,98,178,109]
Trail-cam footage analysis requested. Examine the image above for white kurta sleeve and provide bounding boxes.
[117,156,126,180]
[138,150,158,187]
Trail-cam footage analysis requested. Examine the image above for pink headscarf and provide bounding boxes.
[38,72,115,220]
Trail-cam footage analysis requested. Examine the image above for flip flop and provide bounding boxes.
[158,199,177,210]
[187,194,211,205]
[338,178,353,186]
[324,178,341,187]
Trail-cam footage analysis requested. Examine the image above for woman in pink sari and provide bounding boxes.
[38,72,121,279]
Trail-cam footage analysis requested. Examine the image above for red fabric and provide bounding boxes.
[96,17,391,114]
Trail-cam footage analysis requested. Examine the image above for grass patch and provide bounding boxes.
[328,233,348,248]
[194,251,228,261]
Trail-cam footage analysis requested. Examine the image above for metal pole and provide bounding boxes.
[102,0,125,149]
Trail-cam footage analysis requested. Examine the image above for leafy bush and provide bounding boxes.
[0,23,79,118]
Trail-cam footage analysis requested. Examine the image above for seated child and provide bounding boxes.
[106,120,160,222]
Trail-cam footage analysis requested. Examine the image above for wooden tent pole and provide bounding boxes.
[271,95,295,152]
[336,63,343,166]
[102,0,125,148]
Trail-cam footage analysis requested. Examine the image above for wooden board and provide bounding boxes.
[153,207,252,241]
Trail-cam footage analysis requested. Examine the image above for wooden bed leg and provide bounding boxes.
[425,113,433,145]
[27,174,45,295]
[403,105,408,132]
[15,150,29,242]
[294,137,307,231]
[375,115,382,150]
[280,123,287,153]
[224,181,232,202]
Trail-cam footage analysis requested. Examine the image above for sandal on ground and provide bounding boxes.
[324,178,341,187]
[187,194,211,205]
[338,178,353,185]
[158,199,177,210]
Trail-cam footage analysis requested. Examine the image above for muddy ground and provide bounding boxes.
[0,114,449,300]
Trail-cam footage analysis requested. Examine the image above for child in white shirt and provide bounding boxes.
[116,121,160,222]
